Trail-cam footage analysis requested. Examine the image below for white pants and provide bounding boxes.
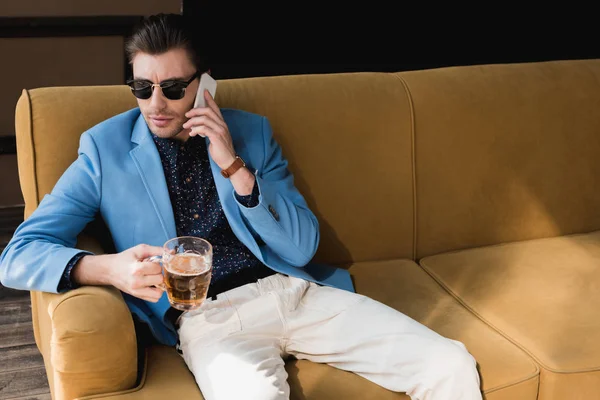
[177,273,482,400]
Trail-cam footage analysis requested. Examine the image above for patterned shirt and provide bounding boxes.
[58,133,275,299]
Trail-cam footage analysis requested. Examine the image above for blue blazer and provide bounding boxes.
[0,108,354,346]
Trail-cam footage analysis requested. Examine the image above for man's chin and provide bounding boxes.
[141,114,177,138]
[148,122,183,139]
[150,127,181,139]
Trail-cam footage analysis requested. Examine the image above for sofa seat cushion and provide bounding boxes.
[80,260,538,400]
[348,259,538,400]
[419,231,600,400]
[286,358,410,399]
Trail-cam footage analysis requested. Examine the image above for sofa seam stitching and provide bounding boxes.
[392,73,417,260]
[483,372,539,395]
[24,89,40,207]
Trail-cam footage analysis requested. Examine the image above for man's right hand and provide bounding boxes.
[72,244,165,302]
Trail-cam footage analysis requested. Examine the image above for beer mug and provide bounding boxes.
[146,236,213,311]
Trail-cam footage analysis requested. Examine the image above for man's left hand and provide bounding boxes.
[183,90,236,170]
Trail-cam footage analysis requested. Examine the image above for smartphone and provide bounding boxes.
[194,72,217,108]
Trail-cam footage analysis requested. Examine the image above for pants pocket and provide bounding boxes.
[299,283,367,317]
[177,294,242,349]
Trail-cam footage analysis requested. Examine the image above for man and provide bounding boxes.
[0,13,482,400]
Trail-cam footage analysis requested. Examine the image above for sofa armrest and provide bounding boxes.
[43,285,138,400]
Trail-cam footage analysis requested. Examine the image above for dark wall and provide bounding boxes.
[181,1,599,80]
[197,56,600,80]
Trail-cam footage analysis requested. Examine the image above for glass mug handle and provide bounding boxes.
[144,255,166,291]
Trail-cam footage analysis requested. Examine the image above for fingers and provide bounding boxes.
[189,120,230,140]
[131,264,164,302]
[184,110,223,138]
[136,272,164,289]
[183,115,221,133]
[183,103,230,143]
[190,125,217,139]
[185,103,221,122]
[136,261,162,275]
[131,243,163,260]
[135,286,164,303]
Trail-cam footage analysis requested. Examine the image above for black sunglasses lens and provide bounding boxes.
[131,87,152,99]
[162,84,186,100]
[127,80,188,100]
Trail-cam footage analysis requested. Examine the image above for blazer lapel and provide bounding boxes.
[129,116,177,242]
[128,118,259,258]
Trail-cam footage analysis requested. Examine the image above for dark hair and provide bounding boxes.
[124,13,208,73]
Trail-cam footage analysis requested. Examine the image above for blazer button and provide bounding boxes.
[268,205,279,221]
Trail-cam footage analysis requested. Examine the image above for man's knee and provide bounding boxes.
[425,339,481,386]
[201,375,289,400]
[197,354,290,400]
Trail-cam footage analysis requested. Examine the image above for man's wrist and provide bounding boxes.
[235,178,260,207]
[72,254,114,287]
[221,155,246,179]
[58,252,86,292]
[230,167,256,196]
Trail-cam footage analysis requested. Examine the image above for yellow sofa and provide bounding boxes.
[13,58,600,400]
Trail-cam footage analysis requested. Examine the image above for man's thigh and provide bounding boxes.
[285,283,478,394]
[286,282,447,352]
[177,288,289,400]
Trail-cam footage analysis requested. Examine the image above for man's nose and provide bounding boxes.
[149,86,167,109]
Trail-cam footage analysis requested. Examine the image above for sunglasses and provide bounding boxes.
[126,71,199,100]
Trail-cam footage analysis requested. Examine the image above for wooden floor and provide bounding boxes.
[0,206,52,399]
[0,295,51,399]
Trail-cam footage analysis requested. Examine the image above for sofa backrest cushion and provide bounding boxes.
[398,59,600,258]
[15,73,417,266]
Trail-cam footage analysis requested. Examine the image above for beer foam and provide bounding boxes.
[165,253,211,275]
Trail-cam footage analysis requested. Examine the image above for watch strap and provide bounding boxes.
[221,156,246,178]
